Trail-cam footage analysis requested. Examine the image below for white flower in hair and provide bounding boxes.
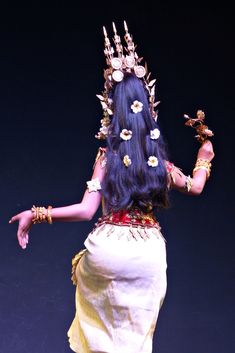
[150,128,160,140]
[147,156,159,167]
[120,129,132,141]
[131,100,143,113]
[123,155,132,167]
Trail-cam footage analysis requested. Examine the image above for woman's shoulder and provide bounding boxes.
[165,160,183,186]
[93,147,107,169]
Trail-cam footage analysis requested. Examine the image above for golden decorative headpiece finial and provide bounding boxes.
[96,21,159,140]
[112,22,123,58]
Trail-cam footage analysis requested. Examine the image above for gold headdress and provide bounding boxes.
[95,21,160,140]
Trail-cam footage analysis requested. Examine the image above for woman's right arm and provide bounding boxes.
[9,150,106,249]
[168,140,215,195]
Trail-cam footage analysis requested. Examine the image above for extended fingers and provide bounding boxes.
[17,227,24,247]
[21,234,29,250]
[9,214,20,224]
[17,227,29,250]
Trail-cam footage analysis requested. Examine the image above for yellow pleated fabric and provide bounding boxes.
[68,223,167,353]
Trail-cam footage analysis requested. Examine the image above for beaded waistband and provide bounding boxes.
[95,208,160,229]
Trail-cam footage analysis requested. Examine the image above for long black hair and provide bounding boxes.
[102,73,169,213]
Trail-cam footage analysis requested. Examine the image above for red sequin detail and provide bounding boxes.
[166,161,174,173]
[95,209,160,229]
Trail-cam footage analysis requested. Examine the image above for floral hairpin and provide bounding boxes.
[150,128,160,140]
[123,155,132,167]
[120,129,132,140]
[147,156,159,167]
[131,100,143,114]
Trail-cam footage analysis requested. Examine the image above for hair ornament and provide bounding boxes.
[96,21,160,139]
[147,156,159,167]
[131,100,143,114]
[150,128,160,140]
[123,155,132,167]
[95,94,113,139]
[120,129,132,141]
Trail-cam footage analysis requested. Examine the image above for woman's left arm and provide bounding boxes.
[167,140,215,195]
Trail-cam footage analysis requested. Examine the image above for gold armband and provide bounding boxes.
[193,158,211,179]
[31,205,53,224]
[185,175,193,192]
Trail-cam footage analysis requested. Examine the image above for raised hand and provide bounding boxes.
[197,140,215,162]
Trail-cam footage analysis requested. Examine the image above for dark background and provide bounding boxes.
[0,2,234,353]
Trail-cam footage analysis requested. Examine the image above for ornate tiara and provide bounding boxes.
[95,21,160,140]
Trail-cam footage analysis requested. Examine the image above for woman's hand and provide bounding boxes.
[197,140,215,162]
[9,210,33,250]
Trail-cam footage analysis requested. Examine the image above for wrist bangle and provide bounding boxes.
[193,166,211,179]
[31,205,53,224]
[47,206,53,224]
[193,158,211,179]
[193,165,210,179]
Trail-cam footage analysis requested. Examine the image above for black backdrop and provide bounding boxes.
[0,3,234,353]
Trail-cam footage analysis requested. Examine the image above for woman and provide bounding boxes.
[10,23,214,353]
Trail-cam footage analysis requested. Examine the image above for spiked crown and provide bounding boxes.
[96,21,159,140]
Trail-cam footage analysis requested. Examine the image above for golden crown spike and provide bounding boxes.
[112,22,123,58]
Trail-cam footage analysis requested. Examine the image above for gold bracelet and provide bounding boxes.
[47,206,53,224]
[195,158,212,168]
[193,158,211,179]
[31,206,46,224]
[184,175,193,192]
[193,166,211,179]
[31,205,53,224]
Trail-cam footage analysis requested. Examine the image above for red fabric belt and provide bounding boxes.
[95,209,160,228]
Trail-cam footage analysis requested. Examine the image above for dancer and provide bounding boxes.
[10,22,214,353]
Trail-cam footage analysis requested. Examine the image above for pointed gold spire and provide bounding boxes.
[112,22,117,34]
[124,20,128,32]
[123,20,134,53]
[103,26,107,37]
[103,25,114,61]
[112,21,123,57]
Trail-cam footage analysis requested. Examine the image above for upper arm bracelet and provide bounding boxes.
[86,178,102,192]
[184,175,193,192]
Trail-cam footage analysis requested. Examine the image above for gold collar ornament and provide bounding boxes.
[95,21,160,140]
